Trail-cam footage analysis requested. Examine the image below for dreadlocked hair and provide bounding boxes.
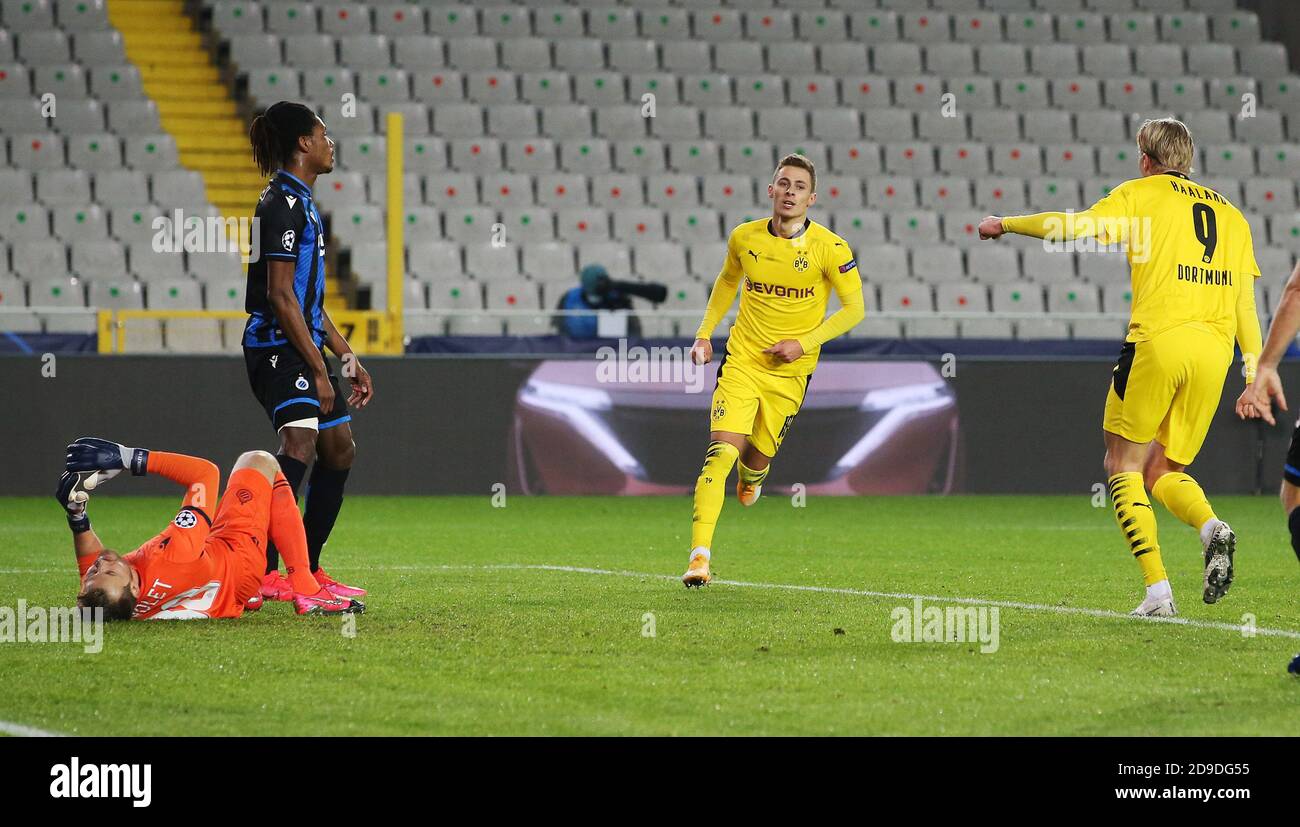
[249,101,318,177]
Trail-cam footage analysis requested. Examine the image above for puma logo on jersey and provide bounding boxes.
[747,250,760,262]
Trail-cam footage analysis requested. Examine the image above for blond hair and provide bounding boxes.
[1136,117,1195,174]
[773,153,816,193]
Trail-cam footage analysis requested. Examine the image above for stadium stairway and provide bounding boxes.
[106,0,347,311]
[106,0,260,222]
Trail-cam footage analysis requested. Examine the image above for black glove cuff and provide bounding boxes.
[67,512,91,534]
[130,448,150,476]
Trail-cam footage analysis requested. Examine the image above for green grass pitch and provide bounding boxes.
[1,494,1298,736]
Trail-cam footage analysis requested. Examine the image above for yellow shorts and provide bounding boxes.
[710,357,811,458]
[1102,324,1233,465]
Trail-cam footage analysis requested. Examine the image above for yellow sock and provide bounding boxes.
[691,441,739,550]
[1151,472,1217,531]
[1107,472,1167,586]
[737,459,769,487]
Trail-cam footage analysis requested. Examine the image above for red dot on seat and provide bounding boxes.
[901,297,912,306]
[958,296,968,306]
[666,186,675,196]
[433,76,443,86]
[1123,83,1134,93]
[608,187,620,198]
[849,148,860,158]
[524,144,535,154]
[965,223,974,233]
[507,296,517,305]
[501,186,510,195]
[971,19,981,28]
[577,221,588,230]
[471,145,481,154]
[488,77,498,87]
[830,187,839,197]
[31,140,41,150]
[1063,150,1073,160]
[556,185,566,195]
[1266,191,1275,200]
[712,14,721,24]
[919,16,929,26]
[0,71,7,80]
[938,187,948,197]
[723,186,733,195]
[993,188,1004,198]
[447,187,457,196]
[1010,149,1020,159]
[333,182,342,190]
[958,149,968,158]
[904,148,914,159]
[808,83,818,93]
[885,186,895,196]
[762,16,772,26]
[860,83,871,93]
[338,9,347,18]
[914,83,925,94]
[1070,83,1079,93]
[636,223,646,232]
[394,11,403,21]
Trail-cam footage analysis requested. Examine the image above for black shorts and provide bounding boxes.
[243,344,350,432]
[1285,423,1300,487]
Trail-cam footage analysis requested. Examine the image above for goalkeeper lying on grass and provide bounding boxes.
[57,438,364,620]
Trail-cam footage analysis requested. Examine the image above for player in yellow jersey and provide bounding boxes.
[682,154,866,587]
[978,118,1262,616]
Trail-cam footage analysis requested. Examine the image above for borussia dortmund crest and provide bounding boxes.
[712,399,726,421]
[793,254,809,272]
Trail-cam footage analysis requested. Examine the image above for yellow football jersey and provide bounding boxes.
[1002,172,1262,377]
[696,218,865,377]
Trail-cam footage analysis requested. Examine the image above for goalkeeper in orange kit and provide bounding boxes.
[57,437,364,620]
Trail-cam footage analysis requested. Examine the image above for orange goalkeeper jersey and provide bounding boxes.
[76,453,249,620]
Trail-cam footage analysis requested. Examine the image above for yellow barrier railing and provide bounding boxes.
[96,309,394,355]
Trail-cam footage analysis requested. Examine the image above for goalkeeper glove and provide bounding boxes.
[65,437,150,483]
[55,471,93,533]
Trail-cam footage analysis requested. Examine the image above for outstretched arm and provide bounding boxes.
[797,266,865,355]
[322,308,373,409]
[1240,262,1300,424]
[66,439,220,516]
[980,186,1132,244]
[56,471,106,576]
[692,238,744,365]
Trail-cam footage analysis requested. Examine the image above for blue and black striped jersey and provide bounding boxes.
[243,170,327,349]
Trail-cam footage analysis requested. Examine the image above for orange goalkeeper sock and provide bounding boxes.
[270,471,321,595]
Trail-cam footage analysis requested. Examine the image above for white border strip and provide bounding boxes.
[0,720,64,737]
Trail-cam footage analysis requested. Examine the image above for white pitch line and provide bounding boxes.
[0,720,64,737]
[331,562,1300,642]
[7,561,1299,641]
